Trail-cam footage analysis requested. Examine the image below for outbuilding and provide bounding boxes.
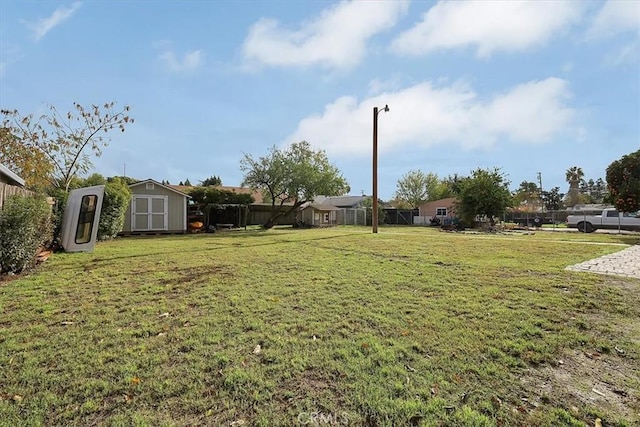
[122,179,191,234]
[0,163,25,187]
[299,202,340,226]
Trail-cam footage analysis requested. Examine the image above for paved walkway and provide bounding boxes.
[566,244,640,279]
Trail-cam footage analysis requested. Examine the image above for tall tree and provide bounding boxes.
[1,127,55,190]
[200,175,222,186]
[541,187,564,211]
[240,141,349,228]
[606,149,640,212]
[394,170,451,208]
[440,174,463,197]
[565,166,584,207]
[1,103,133,192]
[456,168,513,226]
[513,181,541,209]
[593,178,608,203]
[184,178,192,186]
[394,170,429,208]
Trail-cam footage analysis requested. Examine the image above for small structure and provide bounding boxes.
[299,202,340,226]
[0,163,31,209]
[416,197,457,225]
[0,163,25,187]
[314,195,367,208]
[122,179,191,234]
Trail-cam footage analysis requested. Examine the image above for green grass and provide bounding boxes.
[1,227,639,426]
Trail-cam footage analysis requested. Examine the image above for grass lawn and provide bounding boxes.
[1,227,639,426]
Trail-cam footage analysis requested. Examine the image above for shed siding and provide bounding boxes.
[123,182,187,232]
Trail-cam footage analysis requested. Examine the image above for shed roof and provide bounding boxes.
[129,179,191,197]
[0,163,25,187]
[301,202,341,211]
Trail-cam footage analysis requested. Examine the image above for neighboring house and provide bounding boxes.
[418,197,457,220]
[122,179,191,234]
[299,202,340,226]
[0,163,25,187]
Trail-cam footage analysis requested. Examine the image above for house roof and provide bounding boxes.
[0,163,25,187]
[418,197,457,208]
[316,195,367,208]
[168,184,263,203]
[130,179,191,197]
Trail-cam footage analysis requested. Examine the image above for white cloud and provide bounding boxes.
[285,78,576,156]
[605,39,640,66]
[159,50,203,72]
[0,43,24,78]
[392,1,582,57]
[242,0,409,69]
[587,0,640,39]
[25,2,82,41]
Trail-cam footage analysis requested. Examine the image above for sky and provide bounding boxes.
[1,0,639,200]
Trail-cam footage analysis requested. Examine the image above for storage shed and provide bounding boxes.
[122,179,191,234]
[299,202,340,226]
[0,163,25,187]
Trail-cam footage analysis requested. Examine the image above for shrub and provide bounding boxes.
[0,195,52,274]
[98,178,131,240]
[47,187,69,247]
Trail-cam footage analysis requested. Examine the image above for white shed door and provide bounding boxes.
[132,195,168,231]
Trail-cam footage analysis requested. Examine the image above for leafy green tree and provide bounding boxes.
[440,174,463,197]
[456,168,513,226]
[513,181,541,209]
[606,149,640,212]
[541,187,564,211]
[1,103,133,192]
[394,170,429,208]
[394,170,447,208]
[240,141,349,228]
[84,173,107,186]
[200,175,222,186]
[187,187,253,205]
[108,176,138,185]
[184,178,192,186]
[0,127,53,190]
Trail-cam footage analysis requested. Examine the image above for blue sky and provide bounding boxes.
[1,0,638,199]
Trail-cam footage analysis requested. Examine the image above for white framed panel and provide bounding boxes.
[131,195,168,231]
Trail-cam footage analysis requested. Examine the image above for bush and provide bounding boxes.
[0,195,52,274]
[98,178,131,240]
[47,187,69,247]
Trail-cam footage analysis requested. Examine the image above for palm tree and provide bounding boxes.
[565,166,584,188]
[565,166,584,207]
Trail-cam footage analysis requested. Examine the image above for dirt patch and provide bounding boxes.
[520,349,639,423]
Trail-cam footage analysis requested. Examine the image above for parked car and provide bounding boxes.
[566,208,640,233]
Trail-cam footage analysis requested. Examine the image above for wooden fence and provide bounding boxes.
[0,182,34,209]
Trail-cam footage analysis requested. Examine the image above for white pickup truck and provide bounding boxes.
[566,208,640,233]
